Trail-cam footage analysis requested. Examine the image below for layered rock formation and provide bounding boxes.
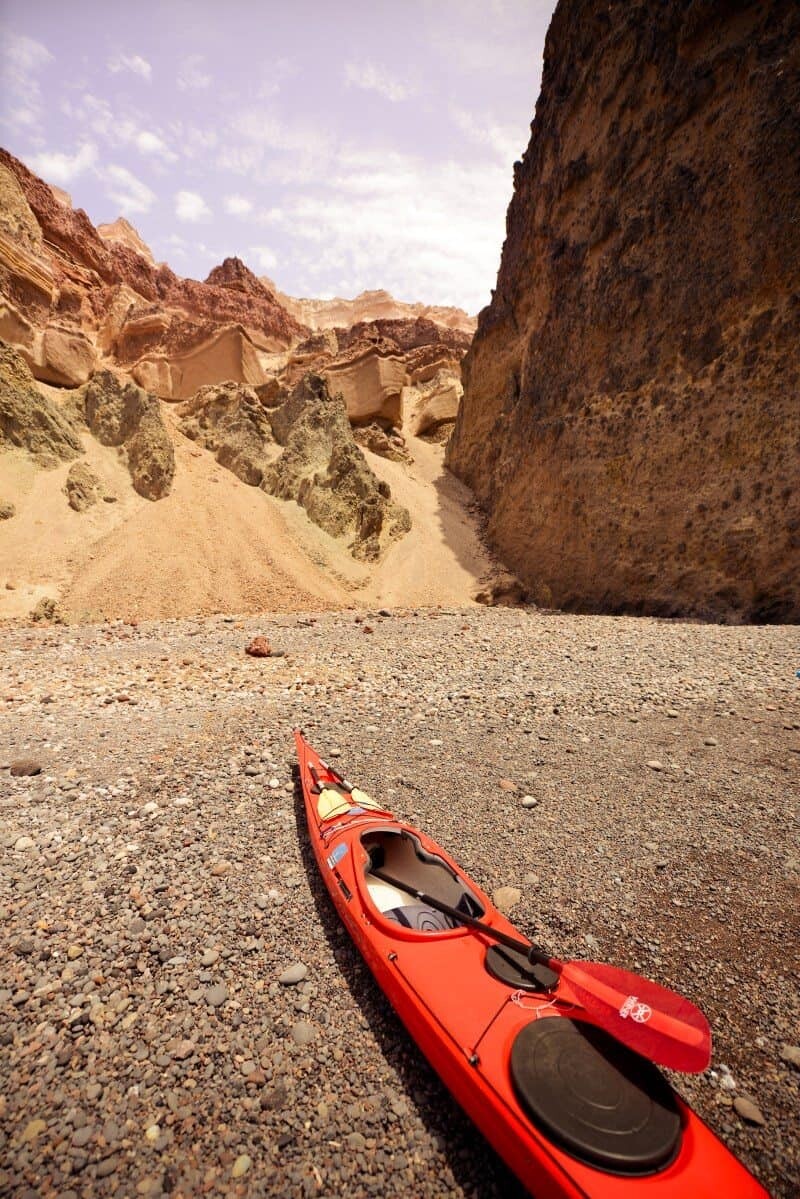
[283,318,470,435]
[448,0,800,622]
[262,280,476,337]
[0,150,306,397]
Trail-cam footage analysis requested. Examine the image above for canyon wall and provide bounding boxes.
[447,0,800,621]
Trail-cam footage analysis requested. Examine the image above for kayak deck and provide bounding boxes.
[294,730,768,1199]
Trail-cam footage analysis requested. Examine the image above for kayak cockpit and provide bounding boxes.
[362,828,484,932]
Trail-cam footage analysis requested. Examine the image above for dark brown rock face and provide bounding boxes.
[447,0,800,622]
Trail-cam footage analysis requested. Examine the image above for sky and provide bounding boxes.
[0,0,557,312]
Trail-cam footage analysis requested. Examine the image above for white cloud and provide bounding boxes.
[0,31,53,134]
[175,190,211,222]
[177,54,211,91]
[344,61,413,103]
[108,53,152,80]
[249,245,277,271]
[264,148,508,311]
[102,164,156,214]
[61,94,177,163]
[135,129,177,162]
[28,142,97,185]
[449,105,527,166]
[224,194,253,216]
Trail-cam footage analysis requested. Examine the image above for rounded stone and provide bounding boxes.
[278,963,308,986]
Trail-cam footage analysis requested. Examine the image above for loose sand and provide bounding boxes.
[0,405,496,624]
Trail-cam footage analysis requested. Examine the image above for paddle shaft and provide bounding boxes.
[371,867,556,968]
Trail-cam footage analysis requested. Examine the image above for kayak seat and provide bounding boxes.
[510,1018,682,1175]
[383,904,458,932]
[362,829,484,926]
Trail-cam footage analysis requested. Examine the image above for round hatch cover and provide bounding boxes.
[510,1017,682,1175]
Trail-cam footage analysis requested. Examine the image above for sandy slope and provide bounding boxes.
[363,436,493,607]
[0,403,494,622]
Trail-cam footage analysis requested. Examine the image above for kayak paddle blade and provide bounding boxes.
[561,960,712,1074]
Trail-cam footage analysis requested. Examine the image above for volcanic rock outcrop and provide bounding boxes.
[447,0,800,622]
[178,380,279,486]
[0,341,82,466]
[83,371,175,500]
[180,373,411,560]
[263,374,411,561]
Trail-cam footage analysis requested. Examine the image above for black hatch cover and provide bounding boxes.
[510,1017,682,1175]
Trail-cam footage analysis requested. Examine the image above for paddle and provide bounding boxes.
[370,863,711,1074]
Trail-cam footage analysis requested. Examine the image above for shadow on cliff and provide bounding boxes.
[291,768,528,1199]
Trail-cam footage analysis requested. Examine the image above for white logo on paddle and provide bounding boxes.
[619,994,653,1024]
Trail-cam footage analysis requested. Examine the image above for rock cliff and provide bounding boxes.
[447,0,800,622]
[261,280,476,337]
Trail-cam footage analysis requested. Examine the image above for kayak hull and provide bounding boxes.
[294,730,767,1199]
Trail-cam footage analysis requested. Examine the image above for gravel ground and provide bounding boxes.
[1,607,798,1198]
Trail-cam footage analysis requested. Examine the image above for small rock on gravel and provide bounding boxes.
[245,637,271,658]
[232,1154,252,1178]
[493,886,522,914]
[203,984,228,1007]
[278,963,308,985]
[734,1096,766,1125]
[9,760,41,776]
[780,1045,800,1069]
[291,1021,316,1045]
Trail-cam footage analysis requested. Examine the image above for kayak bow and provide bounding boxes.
[294,730,767,1199]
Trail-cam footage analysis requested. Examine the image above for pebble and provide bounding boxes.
[492,886,522,914]
[646,760,664,771]
[203,984,228,1007]
[9,759,42,776]
[232,1154,252,1178]
[290,1021,316,1046]
[734,1096,766,1126]
[201,948,220,966]
[278,963,308,985]
[780,1045,800,1069]
[13,836,35,851]
[521,795,538,808]
[21,1118,46,1143]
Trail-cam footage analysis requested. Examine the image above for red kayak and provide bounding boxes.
[294,730,767,1198]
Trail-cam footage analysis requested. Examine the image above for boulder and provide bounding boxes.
[0,341,82,466]
[34,324,96,387]
[83,370,175,500]
[64,461,101,512]
[261,373,411,561]
[353,423,412,463]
